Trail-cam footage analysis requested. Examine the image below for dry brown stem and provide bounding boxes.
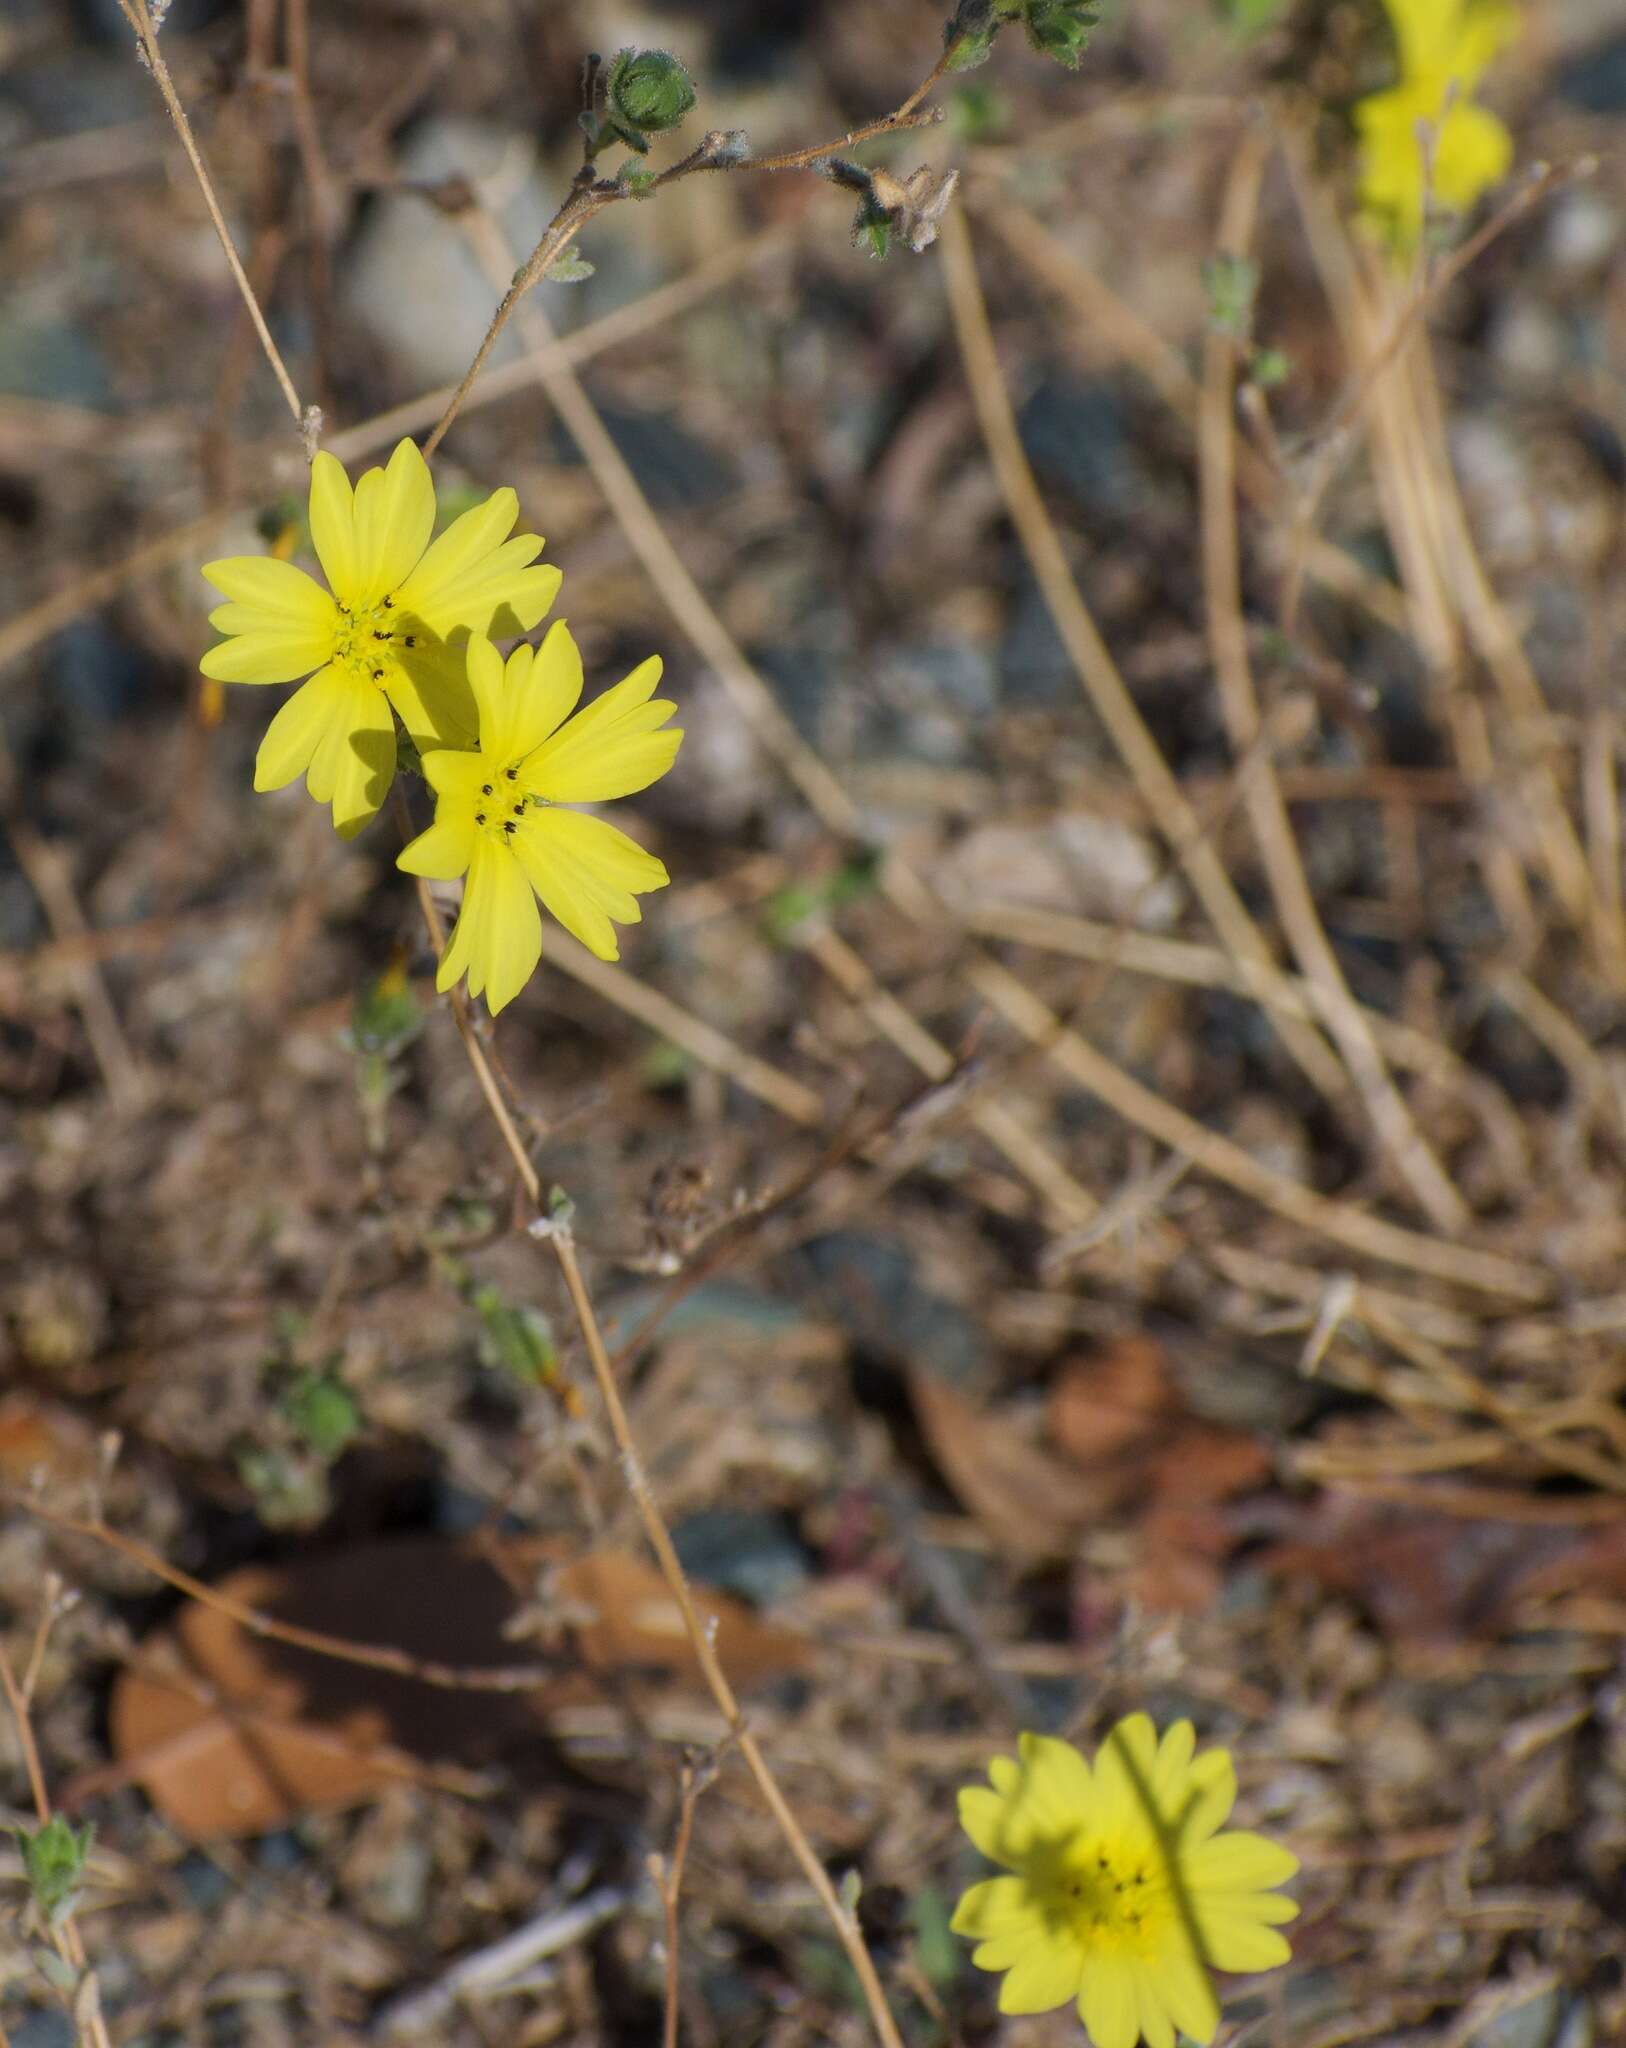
[1198,130,1467,1232]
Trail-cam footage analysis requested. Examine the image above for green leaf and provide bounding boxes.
[283,1369,360,1459]
[949,81,1011,141]
[1020,0,1100,66]
[344,967,421,1058]
[906,1884,960,1992]
[1202,251,1259,338]
[1246,344,1291,388]
[473,1285,559,1386]
[19,1816,94,1925]
[545,246,597,282]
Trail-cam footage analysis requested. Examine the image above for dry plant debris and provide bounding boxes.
[2,0,1626,2041]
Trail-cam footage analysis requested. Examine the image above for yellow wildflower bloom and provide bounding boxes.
[953,1716,1300,2048]
[399,625,682,1014]
[1355,0,1519,249]
[201,439,562,837]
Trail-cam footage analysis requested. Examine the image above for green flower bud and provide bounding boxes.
[1020,0,1099,67]
[20,1817,95,1926]
[945,0,999,68]
[605,47,697,141]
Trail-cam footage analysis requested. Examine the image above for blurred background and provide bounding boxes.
[3,0,1626,2041]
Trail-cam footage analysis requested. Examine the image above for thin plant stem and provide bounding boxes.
[423,42,958,459]
[404,866,904,2047]
[115,0,305,432]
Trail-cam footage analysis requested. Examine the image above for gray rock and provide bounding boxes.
[342,118,558,390]
[1557,33,1626,112]
[671,1508,812,1606]
[799,1233,984,1392]
[1467,1988,1586,2048]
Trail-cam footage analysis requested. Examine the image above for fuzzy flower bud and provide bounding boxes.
[605,47,697,151]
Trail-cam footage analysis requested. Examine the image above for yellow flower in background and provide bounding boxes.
[1355,0,1519,249]
[400,625,682,1014]
[201,439,562,836]
[953,1717,1299,2048]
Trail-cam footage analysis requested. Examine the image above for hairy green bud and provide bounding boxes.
[20,1816,95,1925]
[945,0,999,68]
[605,47,697,150]
[1014,0,1099,66]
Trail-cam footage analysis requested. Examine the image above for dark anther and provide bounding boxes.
[373,629,390,640]
[512,803,525,816]
[404,635,417,647]
[475,812,486,825]
[482,783,493,795]
[503,821,516,835]
[383,595,394,607]
[372,668,384,679]
[505,767,518,779]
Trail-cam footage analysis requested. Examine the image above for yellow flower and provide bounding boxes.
[399,625,681,1014]
[201,439,562,837]
[1355,0,1519,249]
[953,1716,1299,2048]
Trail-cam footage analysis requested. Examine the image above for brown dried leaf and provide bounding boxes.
[910,1370,1115,1562]
[108,1537,809,1838]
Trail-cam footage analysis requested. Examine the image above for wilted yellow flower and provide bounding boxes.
[1355,0,1519,249]
[399,625,681,1014]
[953,1716,1299,2048]
[201,439,561,836]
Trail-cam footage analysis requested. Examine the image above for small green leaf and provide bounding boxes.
[949,81,1010,141]
[906,1885,960,1992]
[1247,345,1291,388]
[545,246,597,282]
[344,967,421,1059]
[1202,251,1259,338]
[283,1369,360,1459]
[19,1816,94,1925]
[473,1284,559,1385]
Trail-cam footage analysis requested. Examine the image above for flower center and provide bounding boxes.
[1048,1838,1171,1959]
[331,594,421,687]
[471,761,533,846]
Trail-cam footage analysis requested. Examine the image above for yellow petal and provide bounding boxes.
[201,628,332,685]
[307,450,359,600]
[1015,1732,1095,1823]
[1175,1747,1237,1846]
[1432,99,1513,211]
[506,619,583,758]
[958,1786,1017,1867]
[350,439,435,606]
[254,668,347,790]
[388,627,480,749]
[998,1940,1083,2017]
[524,654,682,802]
[252,667,394,834]
[465,634,508,752]
[1191,1909,1294,1975]
[951,1876,1040,1942]
[307,674,395,837]
[437,839,542,1013]
[1092,1714,1160,1831]
[1150,1949,1220,2044]
[1447,0,1519,85]
[202,556,337,631]
[394,490,561,637]
[1074,1956,1139,2044]
[398,816,476,879]
[1186,1830,1300,1894]
[422,749,488,803]
[512,808,668,961]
